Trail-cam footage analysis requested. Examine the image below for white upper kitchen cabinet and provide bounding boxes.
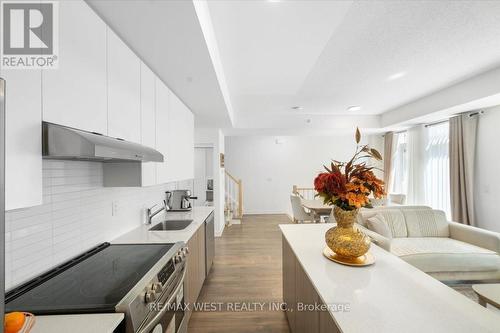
[183,106,195,180]
[107,28,141,143]
[140,63,157,186]
[169,91,194,181]
[155,78,171,184]
[1,69,43,211]
[42,0,107,134]
[168,90,184,180]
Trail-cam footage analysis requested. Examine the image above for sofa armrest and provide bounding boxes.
[356,224,392,252]
[448,221,500,253]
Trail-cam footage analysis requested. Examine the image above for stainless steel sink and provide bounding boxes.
[149,219,193,231]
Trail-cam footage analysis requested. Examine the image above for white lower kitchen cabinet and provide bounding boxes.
[42,0,107,135]
[106,28,141,143]
[1,69,43,210]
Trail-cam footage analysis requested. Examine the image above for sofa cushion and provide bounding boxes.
[375,209,407,237]
[403,209,449,237]
[366,214,392,239]
[357,206,431,227]
[391,238,500,273]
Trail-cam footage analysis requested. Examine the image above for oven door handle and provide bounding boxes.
[137,268,186,333]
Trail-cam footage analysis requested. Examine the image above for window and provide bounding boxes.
[390,123,451,218]
[391,131,408,194]
[424,122,451,218]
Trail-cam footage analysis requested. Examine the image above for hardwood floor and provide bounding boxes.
[188,214,292,333]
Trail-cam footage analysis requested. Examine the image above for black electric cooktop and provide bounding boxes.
[6,243,174,314]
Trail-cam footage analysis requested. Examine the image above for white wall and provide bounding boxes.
[475,106,500,232]
[4,160,187,290]
[225,135,383,216]
[195,128,225,236]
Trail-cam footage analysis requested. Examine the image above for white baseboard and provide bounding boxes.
[243,211,287,215]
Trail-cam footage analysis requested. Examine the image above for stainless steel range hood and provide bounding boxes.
[42,122,163,162]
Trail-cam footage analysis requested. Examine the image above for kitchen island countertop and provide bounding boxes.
[280,223,500,333]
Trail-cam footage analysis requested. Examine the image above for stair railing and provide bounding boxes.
[225,170,243,219]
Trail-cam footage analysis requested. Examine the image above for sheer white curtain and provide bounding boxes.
[424,122,451,218]
[406,125,425,205]
[390,123,451,217]
[391,132,408,194]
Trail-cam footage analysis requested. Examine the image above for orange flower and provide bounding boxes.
[346,192,369,208]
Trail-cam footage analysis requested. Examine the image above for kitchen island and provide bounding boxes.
[280,224,500,333]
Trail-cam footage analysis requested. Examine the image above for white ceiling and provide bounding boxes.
[87,0,500,132]
[207,0,500,131]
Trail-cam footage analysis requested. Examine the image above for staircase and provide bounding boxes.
[225,170,243,225]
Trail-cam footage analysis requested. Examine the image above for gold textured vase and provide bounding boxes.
[325,206,371,259]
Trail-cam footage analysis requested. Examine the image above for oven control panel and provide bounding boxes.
[157,259,175,285]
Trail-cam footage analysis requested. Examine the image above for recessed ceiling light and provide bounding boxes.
[347,106,362,112]
[387,71,406,81]
[291,106,303,110]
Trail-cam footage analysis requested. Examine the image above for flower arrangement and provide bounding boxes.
[314,128,385,210]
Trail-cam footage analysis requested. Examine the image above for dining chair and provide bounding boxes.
[290,195,315,223]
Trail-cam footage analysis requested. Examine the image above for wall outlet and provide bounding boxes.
[112,201,119,216]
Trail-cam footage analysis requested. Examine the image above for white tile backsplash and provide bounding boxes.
[5,160,193,290]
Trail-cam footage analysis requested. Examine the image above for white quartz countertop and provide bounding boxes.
[30,313,124,333]
[280,224,500,333]
[112,206,215,244]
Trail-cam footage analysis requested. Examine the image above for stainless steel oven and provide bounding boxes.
[137,263,186,333]
[6,242,189,333]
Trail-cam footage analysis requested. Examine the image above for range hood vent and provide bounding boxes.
[42,122,163,162]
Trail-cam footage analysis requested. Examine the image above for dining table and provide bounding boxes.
[301,199,332,222]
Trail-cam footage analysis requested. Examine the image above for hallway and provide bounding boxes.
[188,214,292,333]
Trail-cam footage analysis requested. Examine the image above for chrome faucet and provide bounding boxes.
[146,200,168,225]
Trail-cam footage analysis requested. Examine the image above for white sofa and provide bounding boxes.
[356,206,500,281]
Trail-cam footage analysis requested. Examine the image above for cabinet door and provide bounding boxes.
[1,70,43,210]
[167,91,184,180]
[155,79,170,184]
[184,230,198,321]
[295,263,320,333]
[140,63,156,186]
[167,92,194,181]
[107,28,141,143]
[42,0,107,134]
[283,237,296,332]
[197,223,206,285]
[182,106,195,180]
